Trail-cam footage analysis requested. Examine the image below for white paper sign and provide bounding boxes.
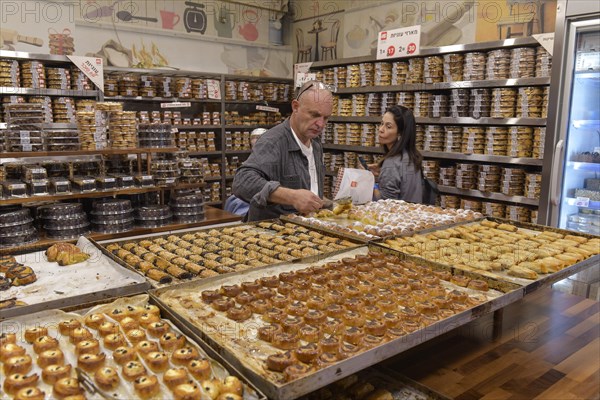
[575,197,590,207]
[294,62,313,87]
[256,105,279,113]
[67,56,104,92]
[377,25,421,60]
[533,33,554,56]
[206,79,221,100]
[295,72,317,88]
[160,102,192,109]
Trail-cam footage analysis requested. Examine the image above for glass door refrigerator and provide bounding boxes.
[539,0,600,234]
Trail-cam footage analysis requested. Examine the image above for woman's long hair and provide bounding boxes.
[379,105,422,170]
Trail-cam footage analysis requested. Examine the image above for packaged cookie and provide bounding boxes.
[506,205,531,223]
[413,92,430,117]
[439,166,457,186]
[533,127,546,159]
[392,61,409,85]
[500,168,526,196]
[469,88,491,119]
[406,57,424,83]
[456,163,478,189]
[396,92,415,110]
[444,126,463,152]
[424,56,444,83]
[449,89,470,117]
[524,173,542,199]
[460,199,483,212]
[423,125,445,151]
[422,160,440,183]
[535,46,552,77]
[429,94,448,118]
[491,88,516,118]
[516,87,544,118]
[119,74,140,97]
[359,62,374,86]
[477,164,502,192]
[463,52,487,81]
[352,94,367,116]
[482,201,506,217]
[507,126,533,157]
[443,53,464,82]
[346,64,361,88]
[510,47,536,78]
[440,195,460,209]
[485,49,511,79]
[462,127,486,154]
[374,62,392,86]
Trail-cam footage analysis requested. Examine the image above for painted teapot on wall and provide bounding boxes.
[238,9,259,41]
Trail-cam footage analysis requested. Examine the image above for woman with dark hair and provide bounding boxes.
[368,105,424,202]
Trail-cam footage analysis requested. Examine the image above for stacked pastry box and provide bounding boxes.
[0,294,265,399]
[149,243,522,399]
[0,237,148,319]
[93,220,362,289]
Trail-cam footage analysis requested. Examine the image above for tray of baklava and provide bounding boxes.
[92,220,360,288]
[376,217,600,291]
[0,294,265,400]
[151,245,521,400]
[0,237,149,320]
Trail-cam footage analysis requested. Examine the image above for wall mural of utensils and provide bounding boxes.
[0,28,43,47]
[239,9,259,41]
[81,0,127,20]
[48,28,74,55]
[184,1,207,34]
[160,10,180,30]
[214,6,235,38]
[116,10,158,23]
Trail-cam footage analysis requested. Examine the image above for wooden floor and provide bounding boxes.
[386,288,600,400]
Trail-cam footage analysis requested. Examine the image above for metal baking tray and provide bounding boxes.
[0,293,266,400]
[0,236,150,320]
[373,217,600,294]
[91,219,364,289]
[150,246,523,400]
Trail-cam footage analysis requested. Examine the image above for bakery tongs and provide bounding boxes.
[76,367,114,400]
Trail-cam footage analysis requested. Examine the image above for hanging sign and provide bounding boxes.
[207,79,221,99]
[376,25,421,60]
[533,33,554,55]
[160,102,192,109]
[295,72,316,88]
[256,105,279,113]
[67,56,104,91]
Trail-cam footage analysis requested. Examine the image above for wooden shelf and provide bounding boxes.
[0,206,241,255]
[186,151,222,156]
[173,125,220,130]
[104,96,221,103]
[0,183,205,206]
[322,144,384,154]
[1,148,179,158]
[225,150,251,155]
[437,185,540,206]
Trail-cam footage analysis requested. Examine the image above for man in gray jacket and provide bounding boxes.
[233,81,333,221]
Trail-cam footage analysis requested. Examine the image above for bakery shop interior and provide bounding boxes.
[1,0,599,399]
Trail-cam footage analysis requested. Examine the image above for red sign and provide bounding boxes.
[387,46,395,57]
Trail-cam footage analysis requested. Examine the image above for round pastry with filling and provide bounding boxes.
[163,367,189,389]
[173,382,203,400]
[138,312,161,328]
[14,387,46,400]
[58,319,81,336]
[77,352,106,373]
[0,332,16,345]
[188,358,211,381]
[75,339,100,356]
[69,327,93,344]
[42,364,71,385]
[52,377,81,398]
[143,304,161,317]
[37,349,64,368]
[126,329,147,345]
[4,354,33,375]
[134,375,160,399]
[113,346,137,365]
[201,379,222,399]
[468,279,489,292]
[24,327,47,343]
[283,364,311,382]
[98,321,119,337]
[145,351,170,372]
[84,313,105,329]
[294,343,320,364]
[119,317,139,332]
[94,367,120,391]
[221,376,243,396]
[3,373,39,395]
[171,346,200,366]
[147,321,170,338]
[33,336,59,354]
[122,360,147,382]
[160,332,186,352]
[257,324,282,343]
[271,332,299,350]
[265,351,295,372]
[125,305,145,320]
[103,333,126,351]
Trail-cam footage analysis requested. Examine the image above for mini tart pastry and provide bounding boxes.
[33,335,59,354]
[343,310,366,328]
[122,360,147,382]
[145,351,170,372]
[95,367,120,391]
[76,339,100,356]
[125,305,145,320]
[201,289,222,303]
[220,284,242,297]
[262,307,285,323]
[217,393,243,400]
[235,292,255,305]
[138,312,160,328]
[220,376,243,396]
[266,351,295,372]
[281,316,303,335]
[84,313,105,329]
[467,279,489,291]
[119,317,139,331]
[1,343,26,362]
[173,382,202,400]
[188,358,211,381]
[69,327,93,344]
[14,387,46,400]
[24,327,48,343]
[77,352,106,373]
[317,352,338,368]
[58,319,81,336]
[226,305,252,322]
[143,304,161,317]
[304,310,326,325]
[163,367,189,389]
[113,346,137,365]
[171,346,200,366]
[363,334,384,348]
[4,372,38,395]
[37,349,64,368]
[42,364,71,385]
[98,321,119,337]
[126,329,147,345]
[338,342,360,360]
[160,332,186,352]
[103,333,126,351]
[258,324,282,342]
[107,307,127,322]
[364,320,387,336]
[342,326,365,346]
[294,343,320,363]
[450,275,470,287]
[147,321,170,338]
[299,325,320,343]
[201,379,222,400]
[283,363,311,382]
[323,319,343,335]
[271,332,299,350]
[136,340,160,357]
[319,336,339,354]
[134,375,160,399]
[53,377,82,399]
[4,354,33,375]
[0,332,16,345]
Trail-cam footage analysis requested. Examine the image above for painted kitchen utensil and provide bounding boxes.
[183,1,207,34]
[214,6,234,38]
[0,29,43,46]
[238,9,259,41]
[160,10,180,30]
[116,11,158,23]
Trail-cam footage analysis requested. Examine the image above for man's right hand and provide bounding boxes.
[291,189,324,214]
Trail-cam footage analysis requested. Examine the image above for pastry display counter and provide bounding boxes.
[152,246,523,399]
[0,294,265,399]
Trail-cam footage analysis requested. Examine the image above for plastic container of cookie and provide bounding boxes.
[27,180,50,196]
[91,198,133,216]
[49,178,72,194]
[39,202,85,219]
[92,219,135,233]
[0,208,33,227]
[134,174,155,187]
[0,226,38,248]
[169,194,204,207]
[111,173,135,188]
[139,138,176,148]
[71,176,97,192]
[96,176,118,191]
[134,205,172,220]
[2,180,28,198]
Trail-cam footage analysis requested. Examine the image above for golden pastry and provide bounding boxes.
[3,373,40,396]
[58,319,81,336]
[77,352,106,373]
[122,360,147,382]
[103,333,126,351]
[42,364,71,385]
[0,332,16,345]
[135,340,160,357]
[94,366,120,391]
[98,321,119,337]
[145,351,170,372]
[33,336,59,354]
[163,367,189,389]
[113,346,137,365]
[126,329,147,344]
[201,379,222,400]
[52,377,82,399]
[119,316,139,331]
[188,358,211,381]
[171,346,200,366]
[24,327,48,343]
[173,383,203,400]
[75,339,100,356]
[37,349,64,368]
[84,313,105,329]
[14,387,46,400]
[4,354,33,375]
[69,327,93,344]
[138,312,160,328]
[147,321,170,338]
[160,332,186,352]
[134,375,160,399]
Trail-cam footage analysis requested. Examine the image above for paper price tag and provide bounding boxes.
[575,197,590,208]
[377,25,421,60]
[160,102,192,109]
[295,72,316,88]
[67,56,104,91]
[207,79,221,100]
[533,33,554,56]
